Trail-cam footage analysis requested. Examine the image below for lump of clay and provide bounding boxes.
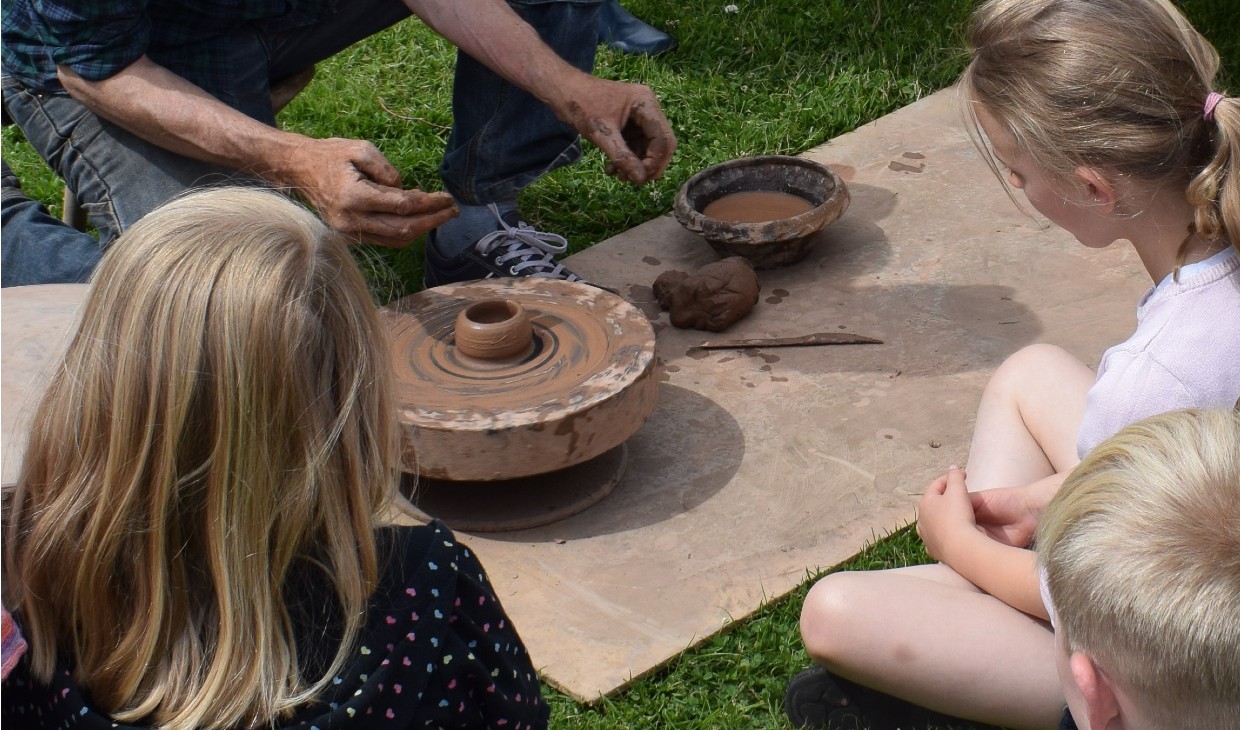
[652,256,760,332]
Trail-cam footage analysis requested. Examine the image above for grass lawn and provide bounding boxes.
[3,1,1236,727]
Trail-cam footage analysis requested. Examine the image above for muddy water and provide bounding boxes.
[702,191,814,223]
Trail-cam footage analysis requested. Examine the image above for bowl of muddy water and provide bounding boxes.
[673,155,850,269]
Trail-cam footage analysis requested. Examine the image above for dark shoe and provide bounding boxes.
[1,161,20,192]
[424,204,589,288]
[785,666,867,729]
[597,0,677,56]
[784,666,990,730]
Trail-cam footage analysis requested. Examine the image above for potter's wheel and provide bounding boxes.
[381,278,658,531]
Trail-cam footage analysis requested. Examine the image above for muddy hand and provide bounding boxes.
[293,137,459,248]
[560,77,675,186]
[341,185,459,249]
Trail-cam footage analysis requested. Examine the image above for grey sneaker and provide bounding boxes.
[424,204,589,288]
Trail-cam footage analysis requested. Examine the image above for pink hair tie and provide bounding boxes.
[1204,92,1224,122]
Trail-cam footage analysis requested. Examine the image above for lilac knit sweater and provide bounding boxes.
[1076,249,1240,457]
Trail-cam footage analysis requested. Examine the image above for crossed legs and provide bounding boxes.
[964,343,1095,491]
[798,344,1095,729]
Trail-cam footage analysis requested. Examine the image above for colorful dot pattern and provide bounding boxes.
[2,521,548,729]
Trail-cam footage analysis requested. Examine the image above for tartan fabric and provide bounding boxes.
[2,0,332,100]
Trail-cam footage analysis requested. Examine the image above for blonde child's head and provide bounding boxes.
[961,0,1238,249]
[1036,408,1240,729]
[3,187,402,729]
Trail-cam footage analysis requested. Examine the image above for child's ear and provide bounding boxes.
[1069,652,1125,730]
[1073,167,1117,211]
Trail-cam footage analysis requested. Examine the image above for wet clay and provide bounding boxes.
[674,156,851,268]
[382,278,657,482]
[652,256,760,332]
[453,299,533,361]
[702,190,815,224]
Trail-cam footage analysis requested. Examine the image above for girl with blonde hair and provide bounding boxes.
[2,187,548,729]
[789,0,1240,728]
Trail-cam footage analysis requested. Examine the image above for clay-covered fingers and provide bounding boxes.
[346,139,405,189]
[329,185,459,249]
[568,81,674,186]
[601,97,675,184]
[627,96,675,181]
[291,137,458,247]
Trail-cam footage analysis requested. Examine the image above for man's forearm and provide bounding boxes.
[403,0,592,112]
[57,56,306,187]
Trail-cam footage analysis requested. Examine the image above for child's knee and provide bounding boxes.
[986,343,1077,396]
[799,572,865,662]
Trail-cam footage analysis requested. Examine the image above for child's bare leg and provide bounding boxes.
[965,344,1094,491]
[800,564,1063,730]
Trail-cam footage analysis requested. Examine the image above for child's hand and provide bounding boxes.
[969,483,1051,548]
[916,466,979,564]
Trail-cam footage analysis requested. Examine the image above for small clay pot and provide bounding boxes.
[453,299,533,361]
[673,155,850,269]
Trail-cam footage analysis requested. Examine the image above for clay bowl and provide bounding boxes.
[673,155,850,268]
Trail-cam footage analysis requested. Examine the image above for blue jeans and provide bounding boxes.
[1,0,600,286]
[1,179,100,285]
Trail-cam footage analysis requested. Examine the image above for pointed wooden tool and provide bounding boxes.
[697,332,883,349]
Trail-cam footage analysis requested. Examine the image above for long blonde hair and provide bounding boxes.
[1037,408,1240,728]
[960,0,1239,249]
[3,188,402,729]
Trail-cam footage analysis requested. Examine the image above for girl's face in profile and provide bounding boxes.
[975,106,1116,249]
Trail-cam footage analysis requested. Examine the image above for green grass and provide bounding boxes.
[3,2,1237,726]
[547,524,932,729]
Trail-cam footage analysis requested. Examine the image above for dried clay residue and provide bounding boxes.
[766,288,790,305]
[888,160,925,174]
[626,284,663,320]
[653,256,760,332]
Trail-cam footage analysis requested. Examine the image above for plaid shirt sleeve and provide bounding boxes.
[22,0,151,82]
[4,0,329,101]
[5,0,151,83]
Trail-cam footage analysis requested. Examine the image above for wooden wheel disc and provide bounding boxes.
[403,444,628,533]
[382,279,657,482]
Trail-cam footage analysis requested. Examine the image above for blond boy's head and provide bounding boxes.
[1037,408,1240,730]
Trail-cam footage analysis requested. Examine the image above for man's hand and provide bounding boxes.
[551,75,675,186]
[407,0,677,186]
[283,137,458,248]
[916,466,981,564]
[59,58,457,248]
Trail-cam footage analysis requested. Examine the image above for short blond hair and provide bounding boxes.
[1037,408,1240,728]
[4,188,402,729]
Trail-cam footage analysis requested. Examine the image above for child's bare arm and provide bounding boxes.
[917,466,1049,620]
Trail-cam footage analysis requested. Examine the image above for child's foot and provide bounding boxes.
[784,666,867,729]
[784,666,997,730]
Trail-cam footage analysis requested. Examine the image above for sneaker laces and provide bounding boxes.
[475,204,584,281]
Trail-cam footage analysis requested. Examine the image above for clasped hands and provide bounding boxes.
[915,466,1045,565]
